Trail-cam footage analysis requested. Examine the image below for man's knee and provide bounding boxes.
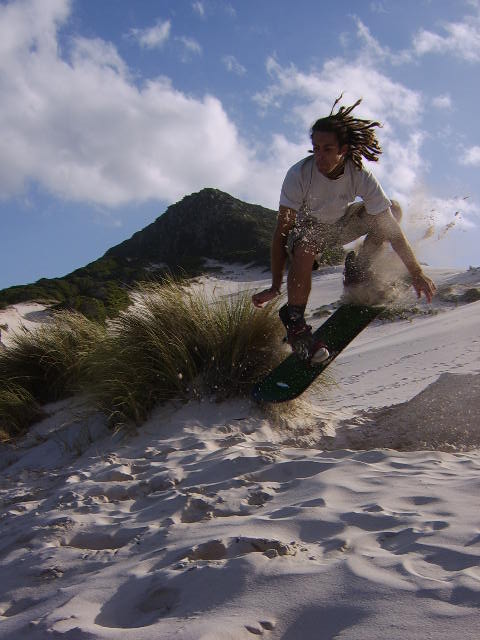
[292,241,317,263]
[390,200,402,223]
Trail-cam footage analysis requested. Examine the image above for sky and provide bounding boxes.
[1,0,480,290]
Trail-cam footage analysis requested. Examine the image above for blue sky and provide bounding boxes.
[1,0,479,289]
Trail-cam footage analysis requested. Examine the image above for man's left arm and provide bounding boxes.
[373,209,436,302]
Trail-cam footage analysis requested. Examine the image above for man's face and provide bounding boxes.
[311,131,348,177]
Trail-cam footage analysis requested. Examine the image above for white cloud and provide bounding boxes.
[253,54,425,205]
[2,0,476,222]
[192,1,205,17]
[353,11,480,66]
[0,0,258,207]
[369,1,388,13]
[176,35,202,60]
[131,19,171,49]
[224,4,237,18]
[0,0,68,60]
[373,132,425,200]
[130,20,202,63]
[460,146,480,166]
[222,54,246,75]
[413,11,480,62]
[255,55,422,128]
[432,94,453,110]
[72,37,129,76]
[354,17,412,65]
[413,30,445,56]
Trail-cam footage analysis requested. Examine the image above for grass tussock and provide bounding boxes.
[0,277,335,437]
[0,311,106,404]
[0,382,46,442]
[85,278,286,426]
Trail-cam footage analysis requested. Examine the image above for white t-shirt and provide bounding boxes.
[279,156,391,224]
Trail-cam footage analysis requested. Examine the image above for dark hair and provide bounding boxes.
[310,95,383,169]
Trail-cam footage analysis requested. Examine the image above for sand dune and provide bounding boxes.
[0,265,479,639]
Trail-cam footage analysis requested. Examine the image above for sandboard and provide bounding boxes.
[251,303,383,403]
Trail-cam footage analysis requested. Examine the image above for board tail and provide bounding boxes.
[252,304,383,403]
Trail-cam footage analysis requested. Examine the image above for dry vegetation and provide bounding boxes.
[0,278,286,438]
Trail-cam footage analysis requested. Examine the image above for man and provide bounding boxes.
[252,97,436,363]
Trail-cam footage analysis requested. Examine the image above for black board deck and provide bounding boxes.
[252,303,383,403]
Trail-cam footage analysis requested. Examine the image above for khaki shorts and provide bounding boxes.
[287,200,401,259]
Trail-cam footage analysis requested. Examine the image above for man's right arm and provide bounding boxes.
[252,206,297,307]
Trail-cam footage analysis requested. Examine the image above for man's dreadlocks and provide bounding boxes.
[310,95,383,169]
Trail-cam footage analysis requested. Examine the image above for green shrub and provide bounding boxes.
[0,311,105,403]
[0,382,46,442]
[460,288,480,303]
[72,296,108,322]
[86,278,286,426]
[0,277,333,438]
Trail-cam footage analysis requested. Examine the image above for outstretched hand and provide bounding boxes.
[252,287,280,308]
[412,272,436,303]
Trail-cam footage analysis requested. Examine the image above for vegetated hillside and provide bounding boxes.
[0,189,277,319]
[107,187,278,268]
[0,188,344,320]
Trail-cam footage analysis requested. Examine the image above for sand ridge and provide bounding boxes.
[0,264,479,639]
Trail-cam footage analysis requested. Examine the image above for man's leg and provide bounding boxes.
[279,240,315,335]
[279,239,330,362]
[356,200,402,274]
[287,241,316,305]
[339,200,403,278]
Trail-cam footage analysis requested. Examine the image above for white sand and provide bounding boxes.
[0,303,51,348]
[1,264,479,639]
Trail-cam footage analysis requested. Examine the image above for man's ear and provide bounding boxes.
[340,144,349,157]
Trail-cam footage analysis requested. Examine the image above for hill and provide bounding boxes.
[106,188,277,268]
[0,188,345,320]
[0,189,278,320]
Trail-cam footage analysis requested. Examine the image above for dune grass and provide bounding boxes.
[0,277,333,437]
[86,279,286,426]
[0,311,106,405]
[0,382,46,442]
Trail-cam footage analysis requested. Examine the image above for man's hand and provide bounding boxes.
[252,286,280,308]
[252,206,295,309]
[411,271,436,303]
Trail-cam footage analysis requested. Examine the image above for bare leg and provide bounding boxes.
[355,200,403,273]
[287,242,316,305]
[355,233,383,272]
[281,241,330,363]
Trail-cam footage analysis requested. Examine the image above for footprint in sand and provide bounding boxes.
[421,547,480,572]
[130,462,151,474]
[185,537,297,562]
[298,497,326,508]
[187,539,227,561]
[84,469,180,504]
[137,587,181,615]
[2,596,46,617]
[377,528,423,553]
[93,462,134,482]
[181,496,214,523]
[341,510,405,532]
[64,526,148,551]
[95,580,181,628]
[245,620,276,635]
[218,433,248,448]
[406,495,442,506]
[247,488,274,506]
[180,492,254,523]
